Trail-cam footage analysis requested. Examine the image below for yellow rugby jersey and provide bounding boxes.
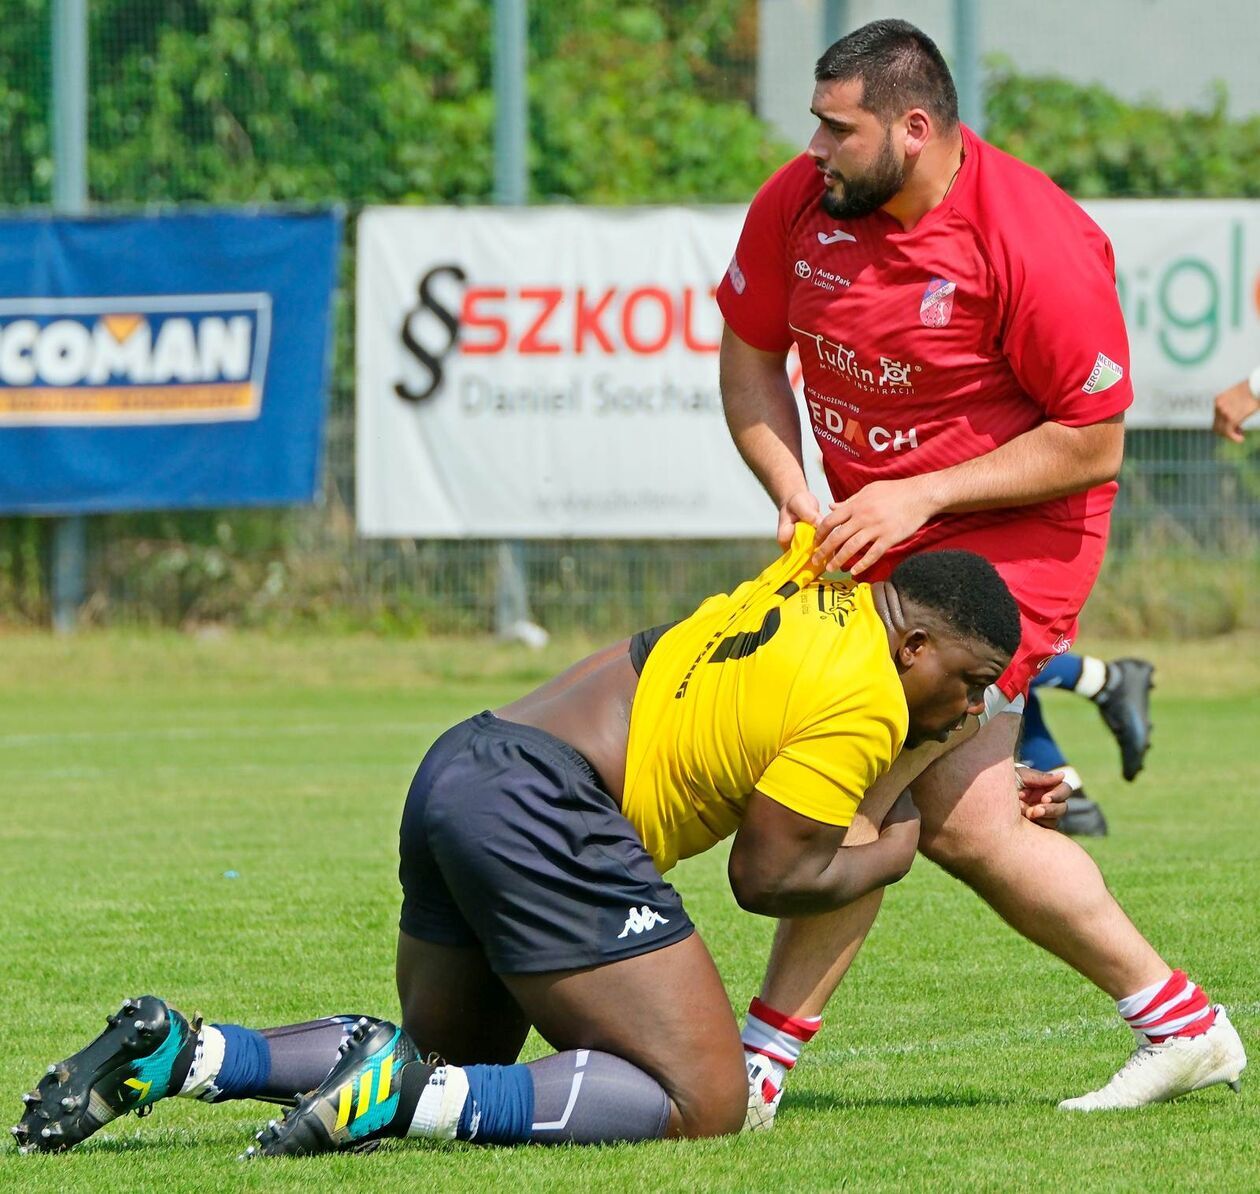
[622,524,909,874]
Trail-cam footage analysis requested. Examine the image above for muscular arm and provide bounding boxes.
[727,789,919,917]
[720,326,820,546]
[813,414,1125,574]
[922,413,1124,513]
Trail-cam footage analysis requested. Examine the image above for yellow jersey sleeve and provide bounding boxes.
[755,696,905,828]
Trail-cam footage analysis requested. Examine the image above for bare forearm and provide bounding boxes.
[921,418,1124,516]
[720,333,807,505]
[732,835,911,918]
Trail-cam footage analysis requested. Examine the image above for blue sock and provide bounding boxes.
[457,1063,535,1144]
[1033,653,1085,691]
[210,1024,271,1099]
[1020,691,1069,772]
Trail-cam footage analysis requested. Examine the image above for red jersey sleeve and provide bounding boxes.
[716,156,813,354]
[992,203,1133,426]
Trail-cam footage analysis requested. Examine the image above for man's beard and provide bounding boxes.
[820,129,905,219]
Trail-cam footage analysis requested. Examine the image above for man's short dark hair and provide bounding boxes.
[815,19,959,129]
[889,550,1021,658]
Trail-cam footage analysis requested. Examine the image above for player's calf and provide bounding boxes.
[248,1015,734,1156]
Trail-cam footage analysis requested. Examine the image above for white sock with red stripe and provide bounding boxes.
[741,997,822,1104]
[1117,969,1217,1044]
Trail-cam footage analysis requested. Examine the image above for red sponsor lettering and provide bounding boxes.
[518,288,564,355]
[622,288,673,355]
[456,286,719,356]
[681,287,720,353]
[460,288,509,354]
[575,288,616,354]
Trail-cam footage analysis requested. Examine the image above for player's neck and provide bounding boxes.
[881,130,965,232]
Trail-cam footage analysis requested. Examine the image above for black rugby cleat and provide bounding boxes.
[1094,659,1155,782]
[12,995,198,1153]
[242,1017,421,1159]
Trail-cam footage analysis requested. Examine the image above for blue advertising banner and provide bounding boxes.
[0,210,341,514]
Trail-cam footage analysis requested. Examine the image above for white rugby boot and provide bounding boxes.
[1058,1005,1246,1111]
[743,1052,783,1132]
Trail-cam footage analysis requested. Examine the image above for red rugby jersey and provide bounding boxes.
[717,125,1133,565]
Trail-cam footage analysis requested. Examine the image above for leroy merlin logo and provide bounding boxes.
[1082,351,1124,394]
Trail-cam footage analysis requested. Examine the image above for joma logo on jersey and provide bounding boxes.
[0,294,271,426]
[807,397,919,453]
[790,323,918,392]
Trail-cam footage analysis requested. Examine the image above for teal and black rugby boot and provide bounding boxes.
[243,1017,423,1158]
[11,995,198,1153]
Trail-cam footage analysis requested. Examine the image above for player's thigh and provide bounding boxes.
[396,931,531,1065]
[503,931,746,1139]
[913,711,1024,866]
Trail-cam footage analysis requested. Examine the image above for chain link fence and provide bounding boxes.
[1,1,1258,633]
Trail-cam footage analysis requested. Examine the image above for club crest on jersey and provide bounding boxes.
[919,278,955,327]
[1082,351,1124,394]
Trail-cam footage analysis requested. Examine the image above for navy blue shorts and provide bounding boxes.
[398,711,694,975]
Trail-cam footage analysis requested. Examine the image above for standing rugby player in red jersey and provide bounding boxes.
[719,18,1245,1119]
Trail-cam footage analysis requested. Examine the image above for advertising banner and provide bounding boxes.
[356,206,826,538]
[0,211,341,514]
[1083,200,1260,429]
[357,202,1260,539]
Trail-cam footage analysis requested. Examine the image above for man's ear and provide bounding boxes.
[897,626,931,670]
[901,108,932,159]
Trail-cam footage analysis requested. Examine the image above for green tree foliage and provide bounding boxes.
[3,7,1260,626]
[0,0,787,207]
[0,0,50,206]
[985,62,1260,198]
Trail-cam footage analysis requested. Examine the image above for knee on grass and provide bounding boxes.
[667,1063,747,1139]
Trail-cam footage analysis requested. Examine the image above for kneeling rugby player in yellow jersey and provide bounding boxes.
[15,526,1025,1159]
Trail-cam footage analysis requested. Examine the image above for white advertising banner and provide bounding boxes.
[357,201,1260,538]
[356,205,819,538]
[1083,200,1260,429]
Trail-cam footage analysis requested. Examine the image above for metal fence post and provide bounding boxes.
[491,0,547,645]
[822,0,850,45]
[50,0,89,633]
[954,0,984,134]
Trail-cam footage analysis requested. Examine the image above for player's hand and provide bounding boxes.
[1015,765,1070,830]
[879,788,921,840]
[810,476,938,575]
[777,489,823,549]
[876,789,921,878]
[1211,379,1260,444]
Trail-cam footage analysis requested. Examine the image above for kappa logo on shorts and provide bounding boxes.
[617,905,671,939]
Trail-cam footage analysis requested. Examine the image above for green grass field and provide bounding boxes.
[1,630,1256,1193]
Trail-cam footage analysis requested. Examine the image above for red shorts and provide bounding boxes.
[869,504,1113,700]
